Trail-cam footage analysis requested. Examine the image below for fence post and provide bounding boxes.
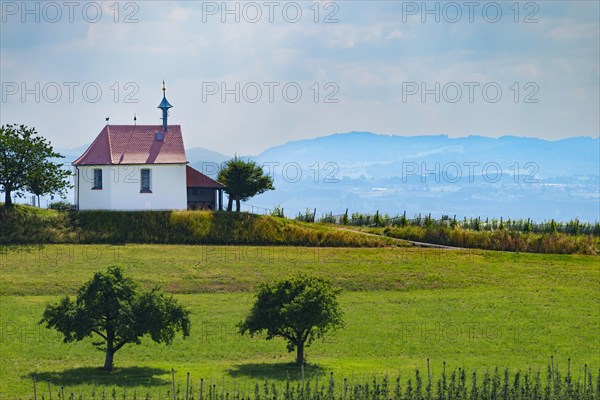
[61,386,65,400]
[567,357,572,393]
[583,364,587,397]
[47,379,52,400]
[200,378,204,400]
[427,358,431,386]
[33,375,37,400]
[329,372,334,398]
[315,366,319,398]
[172,369,177,400]
[187,372,190,400]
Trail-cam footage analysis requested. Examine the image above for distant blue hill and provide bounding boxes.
[53,133,599,222]
[256,132,599,179]
[252,132,599,222]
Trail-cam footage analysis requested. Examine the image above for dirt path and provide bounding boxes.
[333,226,467,250]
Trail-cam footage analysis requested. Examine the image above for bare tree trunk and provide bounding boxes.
[235,197,241,212]
[103,348,114,371]
[103,334,115,371]
[296,342,304,365]
[227,196,233,212]
[4,189,12,207]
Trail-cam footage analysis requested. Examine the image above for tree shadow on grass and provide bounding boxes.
[227,362,323,381]
[28,366,170,387]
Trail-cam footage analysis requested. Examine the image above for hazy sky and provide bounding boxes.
[1,1,599,155]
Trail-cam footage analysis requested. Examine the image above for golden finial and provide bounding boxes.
[162,80,166,93]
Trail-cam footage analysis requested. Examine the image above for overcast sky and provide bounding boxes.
[1,1,599,155]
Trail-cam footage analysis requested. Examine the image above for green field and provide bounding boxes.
[1,244,599,397]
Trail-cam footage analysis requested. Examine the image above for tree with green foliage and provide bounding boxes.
[40,266,191,371]
[340,209,349,225]
[218,156,274,212]
[0,124,71,207]
[549,219,557,234]
[270,204,285,218]
[239,274,345,365]
[373,210,383,226]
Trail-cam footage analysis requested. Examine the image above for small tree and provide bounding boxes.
[239,274,345,365]
[40,266,191,371]
[218,156,274,212]
[270,204,285,218]
[0,124,71,207]
[373,210,383,227]
[340,209,349,225]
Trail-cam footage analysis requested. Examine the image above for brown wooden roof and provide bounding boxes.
[186,165,224,189]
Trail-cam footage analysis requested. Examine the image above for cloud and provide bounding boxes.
[384,29,404,44]
[323,24,384,48]
[512,63,542,80]
[546,19,600,41]
[0,0,598,154]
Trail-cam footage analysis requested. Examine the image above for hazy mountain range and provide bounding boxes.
[55,132,599,222]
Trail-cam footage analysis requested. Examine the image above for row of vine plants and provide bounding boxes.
[32,361,599,400]
[315,210,599,236]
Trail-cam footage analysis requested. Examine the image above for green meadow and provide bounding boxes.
[0,245,598,397]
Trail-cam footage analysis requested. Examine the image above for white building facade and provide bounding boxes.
[74,164,187,210]
[72,85,224,211]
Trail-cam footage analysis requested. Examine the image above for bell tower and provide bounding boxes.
[157,80,173,132]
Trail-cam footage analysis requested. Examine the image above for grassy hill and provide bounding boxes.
[1,206,598,397]
[0,205,395,247]
[3,205,597,254]
[1,244,598,397]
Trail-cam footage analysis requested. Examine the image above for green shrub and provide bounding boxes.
[49,200,72,211]
[0,205,74,244]
[318,212,336,224]
[270,205,285,218]
[295,208,315,223]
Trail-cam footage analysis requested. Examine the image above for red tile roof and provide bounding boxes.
[73,125,187,165]
[186,165,224,189]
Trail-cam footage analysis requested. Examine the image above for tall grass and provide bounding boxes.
[317,210,600,254]
[382,225,599,255]
[0,206,391,247]
[0,204,76,243]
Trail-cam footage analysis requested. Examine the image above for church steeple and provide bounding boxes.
[157,80,173,132]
